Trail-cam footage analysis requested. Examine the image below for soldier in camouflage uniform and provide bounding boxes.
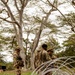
[47,48,57,60]
[34,44,51,69]
[34,44,51,75]
[40,44,51,75]
[40,44,51,63]
[34,50,41,68]
[47,48,57,75]
[13,46,24,75]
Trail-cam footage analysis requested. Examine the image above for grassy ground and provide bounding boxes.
[0,70,32,75]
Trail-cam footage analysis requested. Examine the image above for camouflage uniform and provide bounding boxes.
[40,44,51,63]
[47,48,57,75]
[34,50,42,68]
[47,48,57,60]
[40,49,50,63]
[34,44,51,75]
[13,47,24,75]
[34,48,51,68]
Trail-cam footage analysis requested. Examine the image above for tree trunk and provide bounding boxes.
[30,51,35,70]
[30,18,45,70]
[18,25,26,69]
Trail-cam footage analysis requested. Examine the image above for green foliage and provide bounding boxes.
[57,12,75,32]
[46,36,61,50]
[63,34,75,46]
[0,60,14,70]
[57,33,75,67]
[57,34,75,57]
[0,54,13,70]
[33,16,59,34]
[33,16,42,23]
[0,54,5,65]
[6,62,14,70]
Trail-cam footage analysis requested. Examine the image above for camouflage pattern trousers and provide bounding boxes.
[16,68,21,75]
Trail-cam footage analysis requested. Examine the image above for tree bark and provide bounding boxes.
[30,7,55,69]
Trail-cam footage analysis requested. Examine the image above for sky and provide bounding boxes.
[1,51,13,62]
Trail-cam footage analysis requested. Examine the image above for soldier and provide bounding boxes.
[34,44,51,75]
[34,44,51,68]
[34,49,41,68]
[40,44,51,63]
[41,44,52,75]
[47,48,57,75]
[47,48,57,60]
[13,46,24,75]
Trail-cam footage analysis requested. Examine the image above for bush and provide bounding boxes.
[6,62,14,70]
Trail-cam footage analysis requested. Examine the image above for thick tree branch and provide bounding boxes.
[31,0,58,52]
[32,17,45,53]
[44,9,54,22]
[18,0,29,28]
[32,8,54,52]
[0,17,19,24]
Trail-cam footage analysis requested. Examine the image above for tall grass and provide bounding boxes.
[0,71,32,75]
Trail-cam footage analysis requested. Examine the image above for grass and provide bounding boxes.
[0,70,32,75]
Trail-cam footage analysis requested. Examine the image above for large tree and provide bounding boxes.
[0,0,60,69]
[0,0,30,68]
